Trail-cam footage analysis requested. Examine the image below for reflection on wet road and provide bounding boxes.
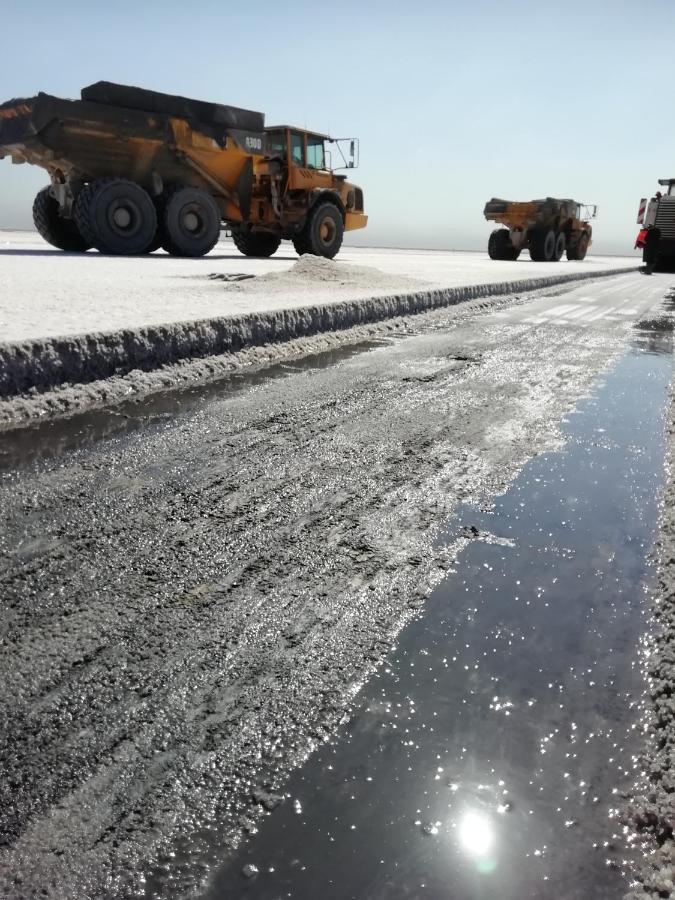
[205,320,673,899]
[0,340,389,471]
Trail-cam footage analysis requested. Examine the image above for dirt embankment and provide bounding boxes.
[0,257,636,422]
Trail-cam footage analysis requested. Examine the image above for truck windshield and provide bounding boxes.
[306,136,325,169]
[290,132,304,166]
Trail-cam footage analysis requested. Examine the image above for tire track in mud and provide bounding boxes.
[0,279,668,898]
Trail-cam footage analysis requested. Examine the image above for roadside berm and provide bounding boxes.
[0,236,639,427]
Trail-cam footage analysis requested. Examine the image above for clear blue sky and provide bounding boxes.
[1,0,673,254]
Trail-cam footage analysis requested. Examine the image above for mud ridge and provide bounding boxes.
[0,267,637,402]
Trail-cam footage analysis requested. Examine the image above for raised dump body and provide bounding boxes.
[484,197,596,262]
[0,82,367,258]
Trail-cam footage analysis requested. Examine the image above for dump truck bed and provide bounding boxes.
[0,82,266,188]
[484,197,580,230]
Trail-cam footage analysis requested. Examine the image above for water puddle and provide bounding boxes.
[203,322,673,899]
[0,339,392,471]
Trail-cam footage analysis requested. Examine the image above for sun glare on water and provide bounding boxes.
[458,811,495,857]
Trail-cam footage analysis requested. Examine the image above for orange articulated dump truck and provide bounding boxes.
[0,81,367,259]
[484,197,596,262]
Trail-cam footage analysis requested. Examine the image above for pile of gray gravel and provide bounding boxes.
[216,253,429,294]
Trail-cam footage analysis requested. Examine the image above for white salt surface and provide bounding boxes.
[0,230,638,343]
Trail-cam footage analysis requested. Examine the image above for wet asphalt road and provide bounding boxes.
[0,272,673,899]
[210,333,673,900]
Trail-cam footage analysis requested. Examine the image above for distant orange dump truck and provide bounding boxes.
[0,81,367,258]
[484,197,596,262]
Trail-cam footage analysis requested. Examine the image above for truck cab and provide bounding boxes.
[259,125,366,256]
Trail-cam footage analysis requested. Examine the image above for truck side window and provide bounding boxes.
[290,132,304,166]
[306,137,325,169]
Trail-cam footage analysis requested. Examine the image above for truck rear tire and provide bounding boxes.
[232,230,281,258]
[488,229,519,260]
[161,186,221,257]
[33,187,91,252]
[553,232,566,261]
[302,202,344,259]
[529,229,556,262]
[75,179,157,255]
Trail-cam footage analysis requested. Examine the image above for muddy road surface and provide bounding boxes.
[0,272,672,899]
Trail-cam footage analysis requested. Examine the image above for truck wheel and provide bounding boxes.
[75,179,157,255]
[292,234,311,256]
[303,202,344,259]
[161,187,221,257]
[488,229,518,260]
[575,233,589,261]
[529,228,556,262]
[32,187,91,252]
[231,230,281,257]
[553,232,566,261]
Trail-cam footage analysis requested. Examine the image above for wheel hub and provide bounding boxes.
[112,207,132,229]
[184,211,200,233]
[319,218,336,245]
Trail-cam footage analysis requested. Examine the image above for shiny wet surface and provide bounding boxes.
[0,339,390,471]
[204,322,673,899]
[2,277,673,900]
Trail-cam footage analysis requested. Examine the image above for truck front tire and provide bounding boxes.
[231,230,281,258]
[567,232,589,261]
[302,202,344,259]
[33,187,91,252]
[75,179,157,255]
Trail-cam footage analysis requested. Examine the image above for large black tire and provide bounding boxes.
[298,202,344,259]
[487,228,519,260]
[32,187,90,252]
[75,179,157,255]
[576,232,589,261]
[567,232,590,261]
[292,233,311,255]
[529,228,556,262]
[231,229,281,258]
[553,231,566,261]
[161,186,221,257]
